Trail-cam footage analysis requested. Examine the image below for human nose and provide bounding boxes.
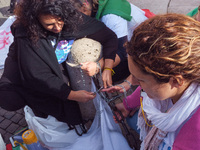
[53,22,63,31]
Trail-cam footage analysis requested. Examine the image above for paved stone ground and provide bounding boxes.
[0,0,199,147]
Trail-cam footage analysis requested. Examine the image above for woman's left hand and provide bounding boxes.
[113,103,130,123]
[102,69,113,88]
[81,62,97,76]
[102,59,114,88]
[102,81,130,93]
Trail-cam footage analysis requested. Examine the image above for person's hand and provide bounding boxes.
[81,62,98,76]
[102,81,131,93]
[102,59,114,88]
[102,69,112,88]
[68,90,96,102]
[102,75,137,93]
[113,103,130,123]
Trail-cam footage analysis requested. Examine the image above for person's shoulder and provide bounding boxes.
[11,22,27,38]
[173,105,200,150]
[81,13,104,26]
[71,13,106,38]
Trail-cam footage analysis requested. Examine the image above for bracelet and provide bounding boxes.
[104,67,115,75]
[124,80,134,89]
[117,84,132,110]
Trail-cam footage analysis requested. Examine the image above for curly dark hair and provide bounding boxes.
[127,13,200,84]
[74,0,93,9]
[14,0,82,43]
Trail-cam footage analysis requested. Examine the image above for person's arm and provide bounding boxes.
[68,90,96,102]
[114,86,141,122]
[87,26,117,59]
[17,38,95,102]
[102,58,114,88]
[80,58,104,76]
[87,26,118,88]
[102,75,134,93]
[123,86,141,111]
[101,14,127,39]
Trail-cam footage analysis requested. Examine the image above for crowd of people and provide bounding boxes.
[0,0,200,150]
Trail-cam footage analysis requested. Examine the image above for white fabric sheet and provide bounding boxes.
[0,16,15,69]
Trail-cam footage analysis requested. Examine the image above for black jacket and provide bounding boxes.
[0,14,117,125]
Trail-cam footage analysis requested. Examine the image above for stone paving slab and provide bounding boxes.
[0,107,27,144]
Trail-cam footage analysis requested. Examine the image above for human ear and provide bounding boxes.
[81,3,92,16]
[170,75,184,88]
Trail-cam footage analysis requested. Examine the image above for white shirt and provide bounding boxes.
[100,4,147,40]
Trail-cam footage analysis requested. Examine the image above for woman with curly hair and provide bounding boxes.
[0,0,117,134]
[105,13,200,149]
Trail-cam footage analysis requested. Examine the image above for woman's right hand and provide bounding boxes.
[81,61,97,77]
[102,81,131,93]
[102,75,136,93]
[68,90,96,102]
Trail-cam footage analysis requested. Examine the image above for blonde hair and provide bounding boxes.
[127,13,200,83]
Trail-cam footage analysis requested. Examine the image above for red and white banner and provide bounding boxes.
[0,16,15,69]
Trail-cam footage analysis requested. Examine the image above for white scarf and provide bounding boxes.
[137,82,200,150]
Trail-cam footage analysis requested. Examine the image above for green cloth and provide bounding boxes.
[187,7,198,17]
[95,0,132,21]
[12,146,21,150]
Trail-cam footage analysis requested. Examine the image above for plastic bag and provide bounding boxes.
[24,80,132,150]
[0,16,15,69]
[24,106,79,148]
[0,134,6,150]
